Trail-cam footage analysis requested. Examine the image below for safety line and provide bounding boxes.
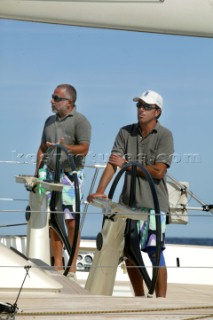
[0,208,212,218]
[0,265,212,270]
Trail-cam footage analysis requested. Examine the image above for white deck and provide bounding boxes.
[0,277,213,320]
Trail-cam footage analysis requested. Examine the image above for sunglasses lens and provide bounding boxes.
[136,102,153,110]
[52,95,60,102]
[52,95,70,102]
[144,105,150,110]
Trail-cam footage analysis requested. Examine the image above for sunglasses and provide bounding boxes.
[136,102,157,111]
[52,95,70,102]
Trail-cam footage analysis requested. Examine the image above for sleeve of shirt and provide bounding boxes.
[41,119,49,144]
[41,126,46,144]
[111,128,127,156]
[75,115,91,144]
[156,128,174,167]
[41,116,55,144]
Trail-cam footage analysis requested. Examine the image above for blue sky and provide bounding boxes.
[0,19,213,239]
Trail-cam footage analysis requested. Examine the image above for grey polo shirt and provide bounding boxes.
[111,122,174,213]
[41,108,91,170]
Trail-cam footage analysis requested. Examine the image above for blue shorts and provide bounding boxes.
[146,247,166,267]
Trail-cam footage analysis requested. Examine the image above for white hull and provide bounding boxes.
[0,236,212,297]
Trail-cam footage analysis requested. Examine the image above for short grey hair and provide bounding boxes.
[57,84,77,107]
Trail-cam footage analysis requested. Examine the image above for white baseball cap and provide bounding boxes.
[133,90,163,110]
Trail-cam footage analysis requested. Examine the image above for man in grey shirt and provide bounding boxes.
[88,90,174,297]
[35,83,91,279]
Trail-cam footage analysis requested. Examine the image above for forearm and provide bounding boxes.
[124,162,167,180]
[35,150,44,176]
[34,143,47,176]
[143,164,167,180]
[87,163,117,203]
[63,143,89,156]
[96,163,117,194]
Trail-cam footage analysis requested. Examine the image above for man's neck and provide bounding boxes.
[57,107,74,118]
[139,121,157,138]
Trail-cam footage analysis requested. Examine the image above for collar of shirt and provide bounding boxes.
[56,107,76,122]
[136,121,160,136]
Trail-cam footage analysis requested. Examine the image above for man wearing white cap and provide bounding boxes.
[88,90,174,297]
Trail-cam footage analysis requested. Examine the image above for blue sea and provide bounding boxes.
[166,237,213,246]
[83,236,213,247]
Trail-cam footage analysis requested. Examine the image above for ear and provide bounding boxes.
[155,108,161,119]
[69,99,74,108]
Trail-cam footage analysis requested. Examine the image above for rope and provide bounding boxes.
[183,315,213,320]
[15,305,213,317]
